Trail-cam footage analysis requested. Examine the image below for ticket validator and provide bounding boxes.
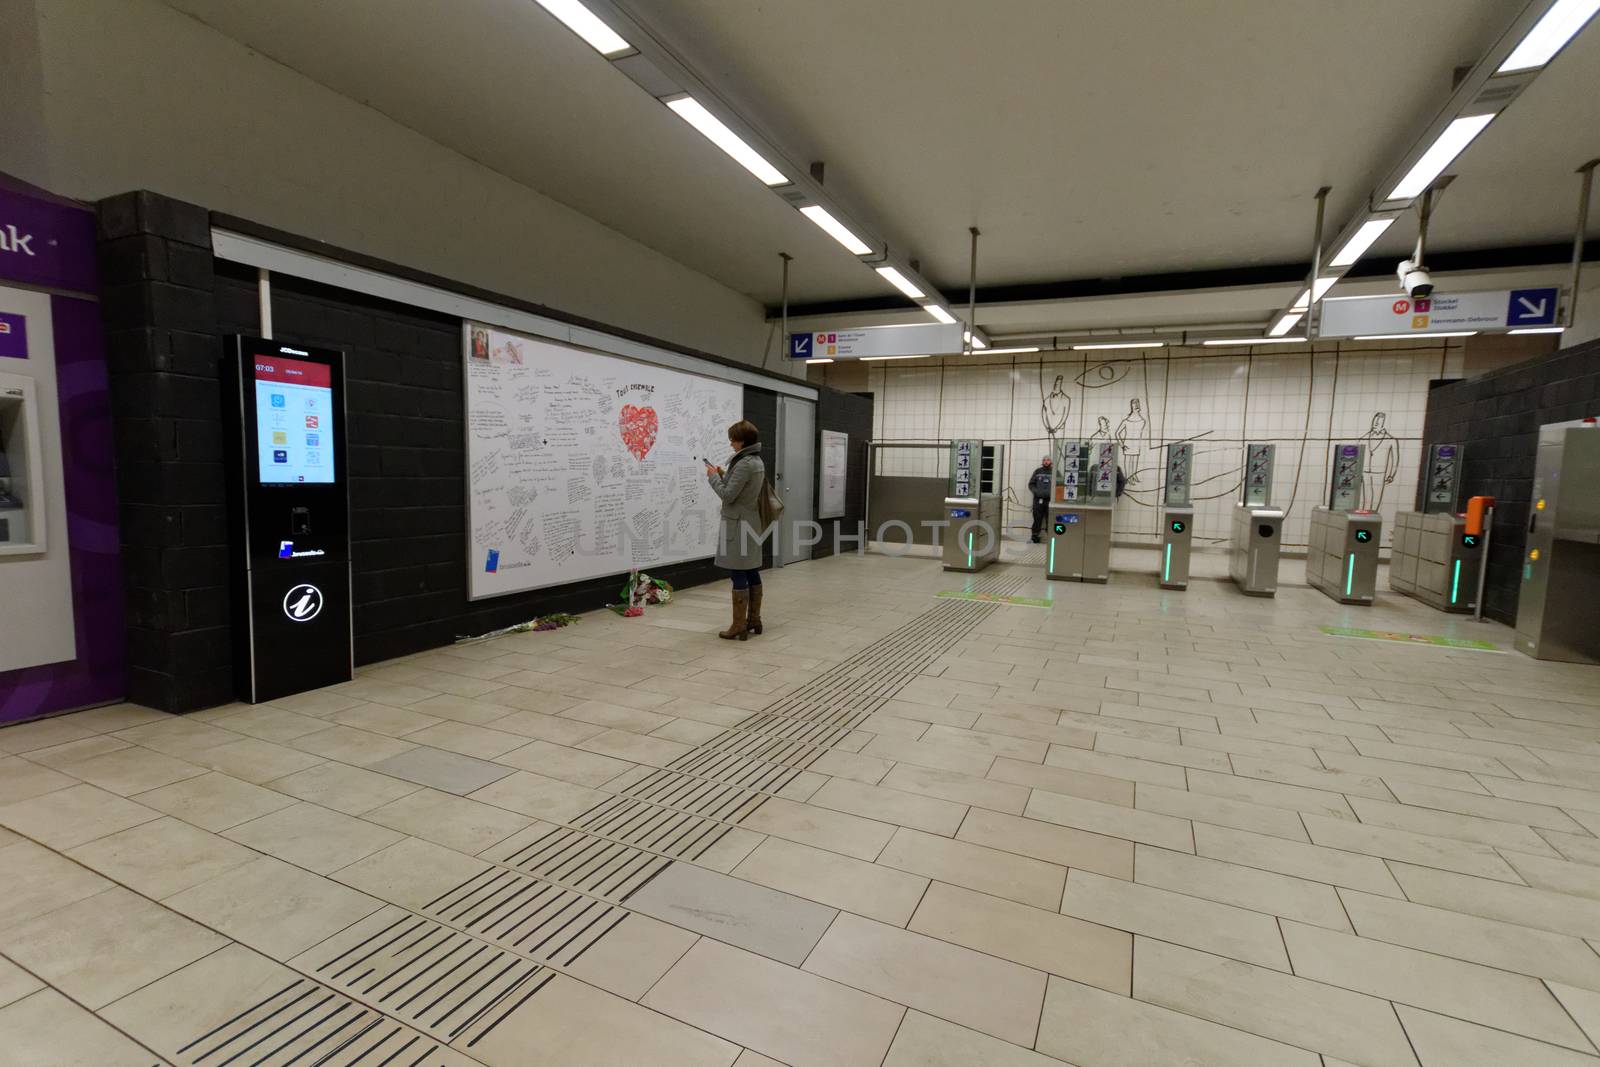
[1515,419,1600,664]
[1047,440,1116,582]
[941,438,1005,572]
[1159,441,1194,590]
[1391,443,1480,613]
[224,337,353,702]
[1229,443,1282,596]
[1308,443,1381,605]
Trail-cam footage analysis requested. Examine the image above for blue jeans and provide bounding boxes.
[729,568,763,591]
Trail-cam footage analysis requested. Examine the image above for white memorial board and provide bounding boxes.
[464,323,743,599]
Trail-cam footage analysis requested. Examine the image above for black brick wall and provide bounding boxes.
[97,192,233,712]
[1420,336,1600,626]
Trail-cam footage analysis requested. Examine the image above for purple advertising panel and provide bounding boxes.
[0,180,99,293]
[0,178,127,724]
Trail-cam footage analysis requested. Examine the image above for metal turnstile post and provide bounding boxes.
[1230,504,1283,596]
[1160,508,1193,589]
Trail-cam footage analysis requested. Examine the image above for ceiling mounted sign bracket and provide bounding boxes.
[966,227,980,355]
[1568,158,1598,327]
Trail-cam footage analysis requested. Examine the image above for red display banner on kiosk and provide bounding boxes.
[254,356,332,388]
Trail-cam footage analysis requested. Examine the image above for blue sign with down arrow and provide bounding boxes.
[1506,288,1558,327]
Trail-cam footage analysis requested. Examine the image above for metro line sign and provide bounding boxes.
[1318,287,1561,338]
[789,323,962,359]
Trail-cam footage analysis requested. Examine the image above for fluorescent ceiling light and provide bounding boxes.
[1499,0,1600,72]
[985,346,1041,354]
[804,358,834,364]
[531,0,631,56]
[1354,331,1478,340]
[1270,313,1304,337]
[1071,341,1165,350]
[860,354,929,361]
[1290,277,1342,310]
[1509,326,1566,334]
[923,305,957,324]
[875,266,925,299]
[665,97,788,186]
[1329,218,1397,268]
[799,205,873,255]
[1201,337,1308,346]
[1386,114,1496,201]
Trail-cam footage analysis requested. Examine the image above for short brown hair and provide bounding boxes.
[728,420,759,447]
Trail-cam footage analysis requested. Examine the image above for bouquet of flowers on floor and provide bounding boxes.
[610,570,674,616]
[454,613,579,644]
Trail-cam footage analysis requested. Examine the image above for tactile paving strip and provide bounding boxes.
[425,863,643,946]
[171,973,477,1066]
[297,908,552,1050]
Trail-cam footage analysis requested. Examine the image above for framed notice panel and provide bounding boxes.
[464,322,743,599]
[819,429,848,520]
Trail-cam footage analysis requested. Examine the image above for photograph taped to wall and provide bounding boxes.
[463,322,743,599]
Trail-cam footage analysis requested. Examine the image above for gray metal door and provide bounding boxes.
[774,396,815,566]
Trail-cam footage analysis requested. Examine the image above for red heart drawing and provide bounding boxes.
[619,404,658,460]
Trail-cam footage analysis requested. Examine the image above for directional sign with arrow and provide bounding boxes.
[1319,287,1563,337]
[1507,288,1558,327]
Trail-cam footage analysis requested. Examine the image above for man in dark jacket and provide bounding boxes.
[1028,456,1053,543]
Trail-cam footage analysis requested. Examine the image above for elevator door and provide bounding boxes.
[774,396,816,566]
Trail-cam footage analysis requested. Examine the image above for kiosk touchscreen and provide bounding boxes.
[226,337,353,702]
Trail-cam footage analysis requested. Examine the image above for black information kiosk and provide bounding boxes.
[225,336,353,702]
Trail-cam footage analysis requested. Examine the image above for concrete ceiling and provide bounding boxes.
[165,0,1598,318]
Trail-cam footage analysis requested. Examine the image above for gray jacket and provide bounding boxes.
[707,444,767,570]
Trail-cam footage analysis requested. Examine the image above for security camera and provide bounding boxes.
[1397,259,1433,300]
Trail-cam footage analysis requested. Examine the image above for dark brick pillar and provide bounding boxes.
[97,191,232,711]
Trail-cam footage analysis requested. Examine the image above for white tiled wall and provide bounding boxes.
[842,340,1464,549]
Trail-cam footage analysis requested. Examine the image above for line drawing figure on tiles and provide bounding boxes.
[1041,372,1071,444]
[1116,398,1147,483]
[1358,411,1398,511]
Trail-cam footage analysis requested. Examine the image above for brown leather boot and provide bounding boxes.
[746,585,763,635]
[719,589,749,641]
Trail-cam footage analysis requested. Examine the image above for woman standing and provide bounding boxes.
[704,420,767,640]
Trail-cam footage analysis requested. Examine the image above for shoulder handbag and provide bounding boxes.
[757,474,785,527]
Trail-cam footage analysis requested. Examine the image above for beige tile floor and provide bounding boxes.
[2,547,1600,1065]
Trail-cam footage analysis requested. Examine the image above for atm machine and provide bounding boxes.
[1390,444,1480,613]
[1515,419,1600,663]
[225,337,354,702]
[941,438,1005,572]
[1229,443,1283,596]
[1159,442,1194,590]
[1308,443,1381,605]
[0,375,44,553]
[1047,439,1116,582]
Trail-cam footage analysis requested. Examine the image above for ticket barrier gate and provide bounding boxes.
[1047,440,1115,583]
[1230,504,1283,596]
[1391,511,1480,613]
[1309,507,1381,605]
[942,438,1005,573]
[941,493,1003,572]
[1159,441,1194,590]
[1229,442,1281,597]
[1047,504,1113,582]
[1515,419,1600,663]
[1307,443,1380,605]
